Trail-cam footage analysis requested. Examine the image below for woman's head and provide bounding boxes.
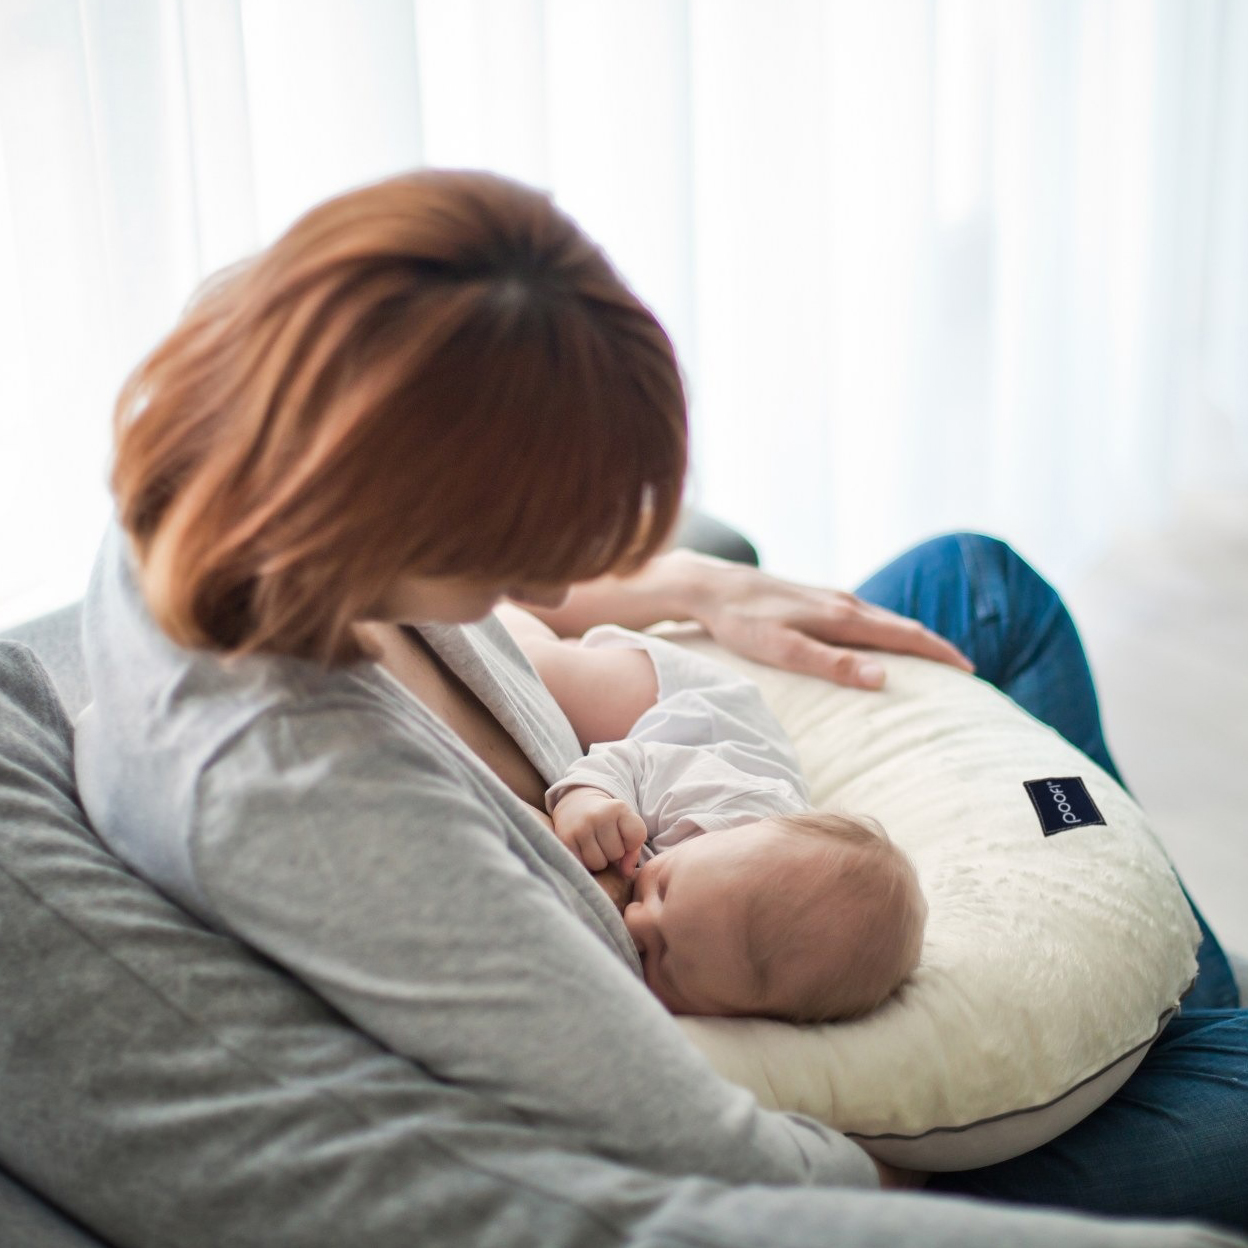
[113,170,687,662]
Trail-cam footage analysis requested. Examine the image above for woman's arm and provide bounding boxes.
[192,708,879,1194]
[517,548,721,636]
[519,548,973,690]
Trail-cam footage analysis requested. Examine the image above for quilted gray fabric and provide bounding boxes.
[0,1169,106,1248]
[1,604,89,719]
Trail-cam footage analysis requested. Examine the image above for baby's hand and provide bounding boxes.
[551,787,648,877]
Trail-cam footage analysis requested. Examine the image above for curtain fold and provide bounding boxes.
[1,0,1245,623]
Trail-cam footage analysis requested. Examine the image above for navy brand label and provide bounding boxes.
[1024,777,1106,836]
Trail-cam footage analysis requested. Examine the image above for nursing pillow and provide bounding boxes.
[657,631,1200,1171]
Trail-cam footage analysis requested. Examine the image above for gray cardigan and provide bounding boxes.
[73,524,876,1191]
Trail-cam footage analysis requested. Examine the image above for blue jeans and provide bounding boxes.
[855,534,1247,1231]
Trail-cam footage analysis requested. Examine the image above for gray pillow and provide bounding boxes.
[0,1168,106,1248]
[0,604,90,720]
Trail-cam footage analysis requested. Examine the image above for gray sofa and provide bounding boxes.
[1,514,1242,1248]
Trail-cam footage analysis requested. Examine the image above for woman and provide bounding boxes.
[75,170,1245,1236]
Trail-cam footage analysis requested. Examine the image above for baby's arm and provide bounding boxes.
[497,604,655,876]
[553,738,806,851]
[527,769,638,902]
[495,603,658,749]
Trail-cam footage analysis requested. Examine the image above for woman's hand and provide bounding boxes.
[691,556,974,690]
[524,546,972,691]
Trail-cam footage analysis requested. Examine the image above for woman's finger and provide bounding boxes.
[802,603,974,672]
[698,567,974,676]
[762,632,893,689]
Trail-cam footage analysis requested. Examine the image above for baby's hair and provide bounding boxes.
[743,810,927,1025]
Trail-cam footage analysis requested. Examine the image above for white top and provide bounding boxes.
[546,625,808,854]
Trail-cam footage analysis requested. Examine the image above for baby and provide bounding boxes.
[498,606,927,1024]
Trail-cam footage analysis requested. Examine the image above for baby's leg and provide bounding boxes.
[495,604,658,750]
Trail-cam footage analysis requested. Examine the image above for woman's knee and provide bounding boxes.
[861,532,1027,595]
[935,533,1067,635]
[857,531,1033,619]
[856,532,1063,688]
[949,532,1038,596]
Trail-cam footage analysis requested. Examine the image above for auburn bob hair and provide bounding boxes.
[112,170,688,664]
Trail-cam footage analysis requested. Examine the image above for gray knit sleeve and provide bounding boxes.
[189,702,878,1193]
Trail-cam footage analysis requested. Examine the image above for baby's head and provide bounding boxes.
[742,811,927,1021]
[623,812,926,1022]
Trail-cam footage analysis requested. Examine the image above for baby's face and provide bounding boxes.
[623,820,804,1016]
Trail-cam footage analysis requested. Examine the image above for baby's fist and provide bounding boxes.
[551,787,648,877]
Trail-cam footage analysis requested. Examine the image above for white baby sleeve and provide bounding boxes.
[546,626,808,846]
[548,738,807,848]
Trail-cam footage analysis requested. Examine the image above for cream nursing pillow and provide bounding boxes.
[661,633,1200,1171]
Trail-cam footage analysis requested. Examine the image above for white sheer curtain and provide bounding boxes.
[1,0,1246,625]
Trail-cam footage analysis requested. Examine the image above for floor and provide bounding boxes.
[1064,488,1248,961]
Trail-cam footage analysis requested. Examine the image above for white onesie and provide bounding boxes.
[545,626,809,860]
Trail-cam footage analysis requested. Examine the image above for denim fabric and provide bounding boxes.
[855,534,1248,1232]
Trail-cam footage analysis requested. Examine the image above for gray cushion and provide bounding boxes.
[673,508,760,567]
[2,605,90,720]
[0,1168,107,1248]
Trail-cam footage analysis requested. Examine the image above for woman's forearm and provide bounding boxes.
[522,548,737,637]
[522,542,973,689]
